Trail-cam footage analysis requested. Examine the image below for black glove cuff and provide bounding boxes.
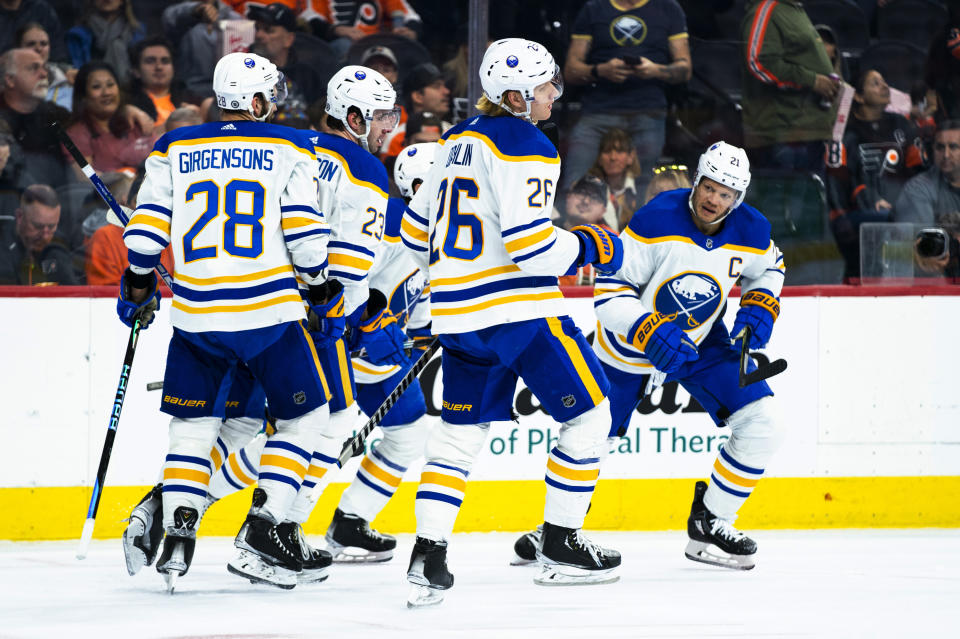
[308,279,343,305]
[365,288,388,316]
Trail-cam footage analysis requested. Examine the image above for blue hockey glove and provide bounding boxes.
[732,289,779,349]
[629,312,698,374]
[348,290,406,365]
[307,280,346,347]
[117,268,160,329]
[571,224,623,274]
[406,322,433,353]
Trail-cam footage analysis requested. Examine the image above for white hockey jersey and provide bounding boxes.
[124,120,328,333]
[309,131,389,321]
[400,114,580,334]
[593,189,785,374]
[352,196,431,385]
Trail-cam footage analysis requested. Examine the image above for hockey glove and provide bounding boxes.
[307,280,346,347]
[629,312,698,374]
[571,224,623,275]
[348,290,406,365]
[732,289,779,349]
[117,268,160,329]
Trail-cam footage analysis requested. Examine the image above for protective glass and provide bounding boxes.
[548,63,564,100]
[372,107,402,128]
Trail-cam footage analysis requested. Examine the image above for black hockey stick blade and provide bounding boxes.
[338,338,440,467]
[738,325,788,387]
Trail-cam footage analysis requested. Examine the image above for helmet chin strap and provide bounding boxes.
[343,116,371,151]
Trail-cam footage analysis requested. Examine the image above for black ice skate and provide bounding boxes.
[155,506,198,593]
[277,521,332,584]
[406,536,454,608]
[229,512,302,590]
[510,524,542,566]
[122,483,163,576]
[534,522,621,586]
[685,480,757,570]
[325,508,397,563]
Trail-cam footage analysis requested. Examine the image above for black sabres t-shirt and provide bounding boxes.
[572,0,687,113]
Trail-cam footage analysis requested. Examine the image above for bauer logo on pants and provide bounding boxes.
[653,272,722,331]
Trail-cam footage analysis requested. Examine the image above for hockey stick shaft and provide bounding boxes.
[738,325,788,387]
[77,318,142,559]
[55,124,172,288]
[338,337,441,466]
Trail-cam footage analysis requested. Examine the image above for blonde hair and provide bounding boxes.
[475,94,515,118]
[643,168,692,204]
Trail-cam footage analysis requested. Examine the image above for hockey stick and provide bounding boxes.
[55,123,173,289]
[738,326,788,388]
[337,337,441,466]
[77,317,143,559]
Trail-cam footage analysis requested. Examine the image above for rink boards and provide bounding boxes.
[1,287,958,540]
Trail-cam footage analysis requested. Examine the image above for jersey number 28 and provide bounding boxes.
[183,179,264,262]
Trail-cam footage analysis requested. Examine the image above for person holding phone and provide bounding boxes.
[562,0,691,199]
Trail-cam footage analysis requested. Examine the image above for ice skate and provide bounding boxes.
[534,522,621,586]
[155,506,198,594]
[228,513,301,589]
[277,521,332,583]
[122,483,163,576]
[510,525,542,566]
[406,537,454,608]
[685,480,757,570]
[325,508,396,563]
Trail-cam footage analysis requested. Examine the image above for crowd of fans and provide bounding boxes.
[0,0,958,286]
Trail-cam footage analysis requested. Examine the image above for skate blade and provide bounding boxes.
[684,540,756,571]
[330,547,394,564]
[122,518,148,576]
[406,583,444,608]
[227,550,298,590]
[163,570,179,594]
[533,565,619,586]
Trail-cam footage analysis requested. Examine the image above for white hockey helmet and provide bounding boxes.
[394,142,440,199]
[689,141,751,222]
[213,52,287,121]
[325,65,399,147]
[479,38,563,119]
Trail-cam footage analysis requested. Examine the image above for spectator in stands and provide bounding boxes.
[164,105,204,132]
[67,0,145,84]
[557,173,614,286]
[85,170,174,285]
[562,0,691,198]
[894,121,960,231]
[912,211,960,278]
[0,47,71,188]
[381,62,450,160]
[924,10,960,122]
[644,163,691,204]
[0,123,33,214]
[814,24,843,81]
[827,69,924,279]
[405,111,443,144]
[585,127,642,231]
[361,45,399,86]
[0,0,66,63]
[304,0,423,58]
[162,1,242,99]
[249,3,329,115]
[128,36,198,131]
[16,22,74,110]
[64,61,156,179]
[0,184,77,285]
[741,0,837,176]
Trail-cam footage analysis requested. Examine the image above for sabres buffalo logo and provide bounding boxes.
[388,269,427,325]
[610,15,647,46]
[654,272,722,331]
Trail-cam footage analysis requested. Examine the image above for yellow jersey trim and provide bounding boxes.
[314,147,389,199]
[431,264,522,287]
[175,264,294,286]
[442,130,560,165]
[150,136,315,160]
[171,293,303,314]
[431,291,563,316]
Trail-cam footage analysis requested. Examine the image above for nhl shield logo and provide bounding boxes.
[562,394,576,408]
[654,272,723,330]
[293,391,306,405]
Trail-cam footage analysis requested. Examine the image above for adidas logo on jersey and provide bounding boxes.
[221,123,237,130]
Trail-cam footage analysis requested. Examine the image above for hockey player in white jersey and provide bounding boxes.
[322,141,439,562]
[118,51,335,590]
[592,141,783,569]
[400,38,625,606]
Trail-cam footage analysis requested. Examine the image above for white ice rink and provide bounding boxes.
[1,529,958,638]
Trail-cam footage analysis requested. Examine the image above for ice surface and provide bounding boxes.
[1,530,957,638]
